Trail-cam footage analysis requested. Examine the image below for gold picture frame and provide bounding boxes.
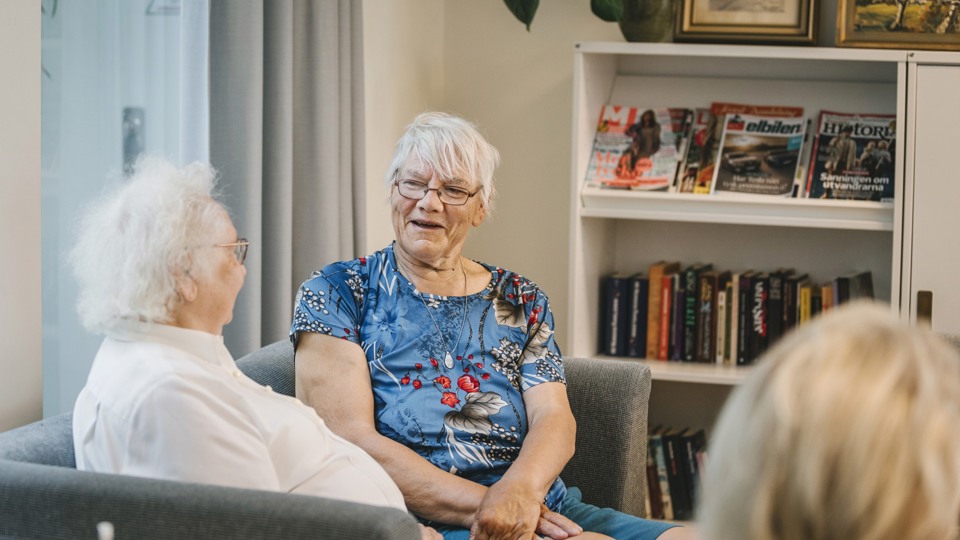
[837,0,960,50]
[674,0,817,44]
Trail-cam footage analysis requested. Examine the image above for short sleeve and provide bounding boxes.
[517,286,566,391]
[291,262,366,345]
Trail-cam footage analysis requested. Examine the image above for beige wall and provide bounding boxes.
[362,0,446,253]
[0,1,42,430]
[364,1,621,349]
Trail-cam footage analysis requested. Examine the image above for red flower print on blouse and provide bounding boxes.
[434,375,452,389]
[481,373,491,380]
[400,375,410,385]
[441,392,460,408]
[458,375,480,393]
[412,380,422,389]
[415,363,423,371]
[430,358,439,368]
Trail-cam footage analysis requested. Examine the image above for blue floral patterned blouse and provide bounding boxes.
[290,244,568,510]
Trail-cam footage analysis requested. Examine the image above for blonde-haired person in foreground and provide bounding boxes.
[70,156,440,540]
[698,301,960,540]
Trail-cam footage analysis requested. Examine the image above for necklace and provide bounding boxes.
[414,260,468,369]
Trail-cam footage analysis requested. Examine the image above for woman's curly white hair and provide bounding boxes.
[70,156,227,334]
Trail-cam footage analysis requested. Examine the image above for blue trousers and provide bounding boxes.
[434,487,678,540]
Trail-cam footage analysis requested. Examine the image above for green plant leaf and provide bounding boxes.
[591,0,624,22]
[504,0,539,31]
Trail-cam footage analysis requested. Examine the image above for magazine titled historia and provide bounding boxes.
[584,105,689,191]
[711,113,807,196]
[805,111,896,201]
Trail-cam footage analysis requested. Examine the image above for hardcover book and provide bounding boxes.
[711,113,807,197]
[625,274,650,357]
[584,105,690,191]
[649,429,674,520]
[601,274,630,356]
[683,263,712,362]
[805,110,896,201]
[646,261,681,359]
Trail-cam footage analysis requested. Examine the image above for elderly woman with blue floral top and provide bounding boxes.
[291,112,691,540]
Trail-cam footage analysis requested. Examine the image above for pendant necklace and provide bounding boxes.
[415,260,468,370]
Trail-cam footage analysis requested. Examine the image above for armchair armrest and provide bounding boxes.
[561,357,651,517]
[0,460,421,540]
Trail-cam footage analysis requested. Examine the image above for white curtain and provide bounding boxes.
[186,0,366,357]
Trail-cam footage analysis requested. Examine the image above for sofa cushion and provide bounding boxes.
[0,412,75,467]
[236,339,296,397]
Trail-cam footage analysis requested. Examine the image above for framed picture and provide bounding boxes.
[674,0,817,44]
[837,0,960,50]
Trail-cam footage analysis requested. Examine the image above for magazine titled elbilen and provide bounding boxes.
[710,113,807,197]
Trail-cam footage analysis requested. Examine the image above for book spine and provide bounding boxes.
[737,274,752,366]
[663,431,692,520]
[602,275,628,356]
[767,273,784,347]
[626,276,649,357]
[696,272,717,363]
[682,266,700,362]
[716,289,727,365]
[728,274,739,366]
[750,274,769,362]
[670,273,684,361]
[658,275,673,360]
[650,434,674,520]
[645,442,664,519]
[646,267,664,358]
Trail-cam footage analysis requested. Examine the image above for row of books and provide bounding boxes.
[601,263,876,365]
[584,103,896,202]
[645,426,705,521]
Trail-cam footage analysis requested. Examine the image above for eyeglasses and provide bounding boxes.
[214,238,250,265]
[394,179,480,206]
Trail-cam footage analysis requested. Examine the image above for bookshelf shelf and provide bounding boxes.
[580,187,894,231]
[597,355,752,385]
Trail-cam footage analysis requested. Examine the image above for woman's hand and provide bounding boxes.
[469,480,542,540]
[419,524,443,540]
[468,482,584,540]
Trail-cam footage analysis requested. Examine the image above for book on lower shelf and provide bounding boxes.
[647,426,706,521]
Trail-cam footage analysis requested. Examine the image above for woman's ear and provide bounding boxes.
[471,200,487,227]
[176,272,198,303]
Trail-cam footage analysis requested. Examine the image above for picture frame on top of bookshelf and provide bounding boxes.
[568,42,906,441]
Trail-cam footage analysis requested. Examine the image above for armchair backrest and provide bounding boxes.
[561,356,651,517]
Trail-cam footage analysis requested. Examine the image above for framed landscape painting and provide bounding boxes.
[674,0,817,44]
[837,0,960,50]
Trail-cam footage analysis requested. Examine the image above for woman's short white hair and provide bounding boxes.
[384,112,501,213]
[699,301,960,540]
[71,156,228,334]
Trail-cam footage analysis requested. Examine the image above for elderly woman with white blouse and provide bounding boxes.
[70,156,439,540]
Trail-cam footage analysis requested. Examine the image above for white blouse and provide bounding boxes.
[73,321,406,511]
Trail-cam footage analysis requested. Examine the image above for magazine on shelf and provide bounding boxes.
[805,110,896,201]
[696,102,805,194]
[675,108,712,194]
[710,113,807,197]
[583,105,690,191]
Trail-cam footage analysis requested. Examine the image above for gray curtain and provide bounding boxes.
[206,0,366,357]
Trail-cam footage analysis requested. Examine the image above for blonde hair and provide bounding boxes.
[70,156,227,333]
[699,301,960,540]
[384,112,500,213]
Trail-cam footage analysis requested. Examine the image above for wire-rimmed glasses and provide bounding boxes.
[393,179,480,206]
[214,238,250,265]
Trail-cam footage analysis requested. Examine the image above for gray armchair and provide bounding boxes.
[0,341,651,539]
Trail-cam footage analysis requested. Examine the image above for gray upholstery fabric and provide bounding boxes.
[0,460,419,540]
[0,412,75,467]
[0,341,652,538]
[236,338,296,396]
[561,357,651,518]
